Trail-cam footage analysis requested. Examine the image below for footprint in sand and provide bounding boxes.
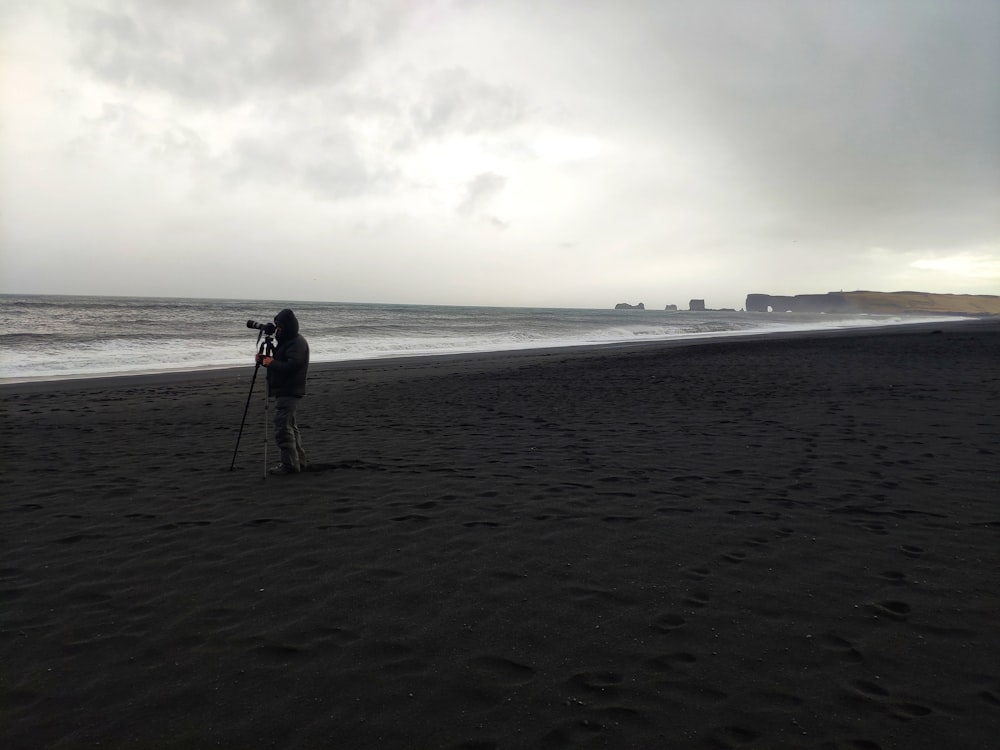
[889,702,933,720]
[757,690,803,709]
[248,643,302,660]
[54,533,106,544]
[819,633,863,663]
[307,625,360,650]
[710,725,761,746]
[569,585,635,606]
[360,641,427,676]
[540,719,603,748]
[655,680,728,703]
[569,671,623,692]
[848,679,890,699]
[651,613,687,632]
[683,591,711,608]
[470,655,536,686]
[979,690,1000,707]
[645,652,697,672]
[683,567,710,581]
[867,600,911,621]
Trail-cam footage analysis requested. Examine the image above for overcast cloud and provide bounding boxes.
[1,0,997,308]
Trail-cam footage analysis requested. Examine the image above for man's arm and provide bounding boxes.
[265,339,306,372]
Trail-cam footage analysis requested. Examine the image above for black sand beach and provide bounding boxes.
[2,322,998,749]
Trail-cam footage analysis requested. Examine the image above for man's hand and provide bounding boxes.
[256,354,274,367]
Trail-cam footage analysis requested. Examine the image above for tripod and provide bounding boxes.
[230,331,275,478]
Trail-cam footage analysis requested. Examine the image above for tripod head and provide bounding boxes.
[247,319,276,358]
[257,330,275,358]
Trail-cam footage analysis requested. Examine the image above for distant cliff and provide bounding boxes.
[615,302,645,310]
[746,291,1000,315]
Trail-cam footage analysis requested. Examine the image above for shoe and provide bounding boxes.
[268,463,299,476]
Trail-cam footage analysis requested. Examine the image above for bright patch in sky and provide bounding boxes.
[532,133,603,163]
[405,137,499,182]
[911,254,1000,279]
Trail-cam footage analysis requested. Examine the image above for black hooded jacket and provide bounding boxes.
[267,308,309,397]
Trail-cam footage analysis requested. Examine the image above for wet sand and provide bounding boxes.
[1,321,998,749]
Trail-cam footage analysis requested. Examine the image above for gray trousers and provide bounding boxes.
[273,396,307,470]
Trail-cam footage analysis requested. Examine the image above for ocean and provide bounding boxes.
[0,294,970,383]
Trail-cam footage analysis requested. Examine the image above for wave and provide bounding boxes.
[0,295,974,382]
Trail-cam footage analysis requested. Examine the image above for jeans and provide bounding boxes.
[273,396,307,470]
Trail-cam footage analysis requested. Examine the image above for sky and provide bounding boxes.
[1,0,998,310]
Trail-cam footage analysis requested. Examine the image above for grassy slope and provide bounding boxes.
[843,291,1000,315]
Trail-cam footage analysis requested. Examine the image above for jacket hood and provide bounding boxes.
[273,308,300,337]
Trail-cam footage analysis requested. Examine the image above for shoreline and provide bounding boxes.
[0,317,987,393]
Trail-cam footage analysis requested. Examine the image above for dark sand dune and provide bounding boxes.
[2,322,998,748]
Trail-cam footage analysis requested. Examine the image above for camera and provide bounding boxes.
[247,319,276,335]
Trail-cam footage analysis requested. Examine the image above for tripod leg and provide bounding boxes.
[263,381,269,480]
[230,364,261,471]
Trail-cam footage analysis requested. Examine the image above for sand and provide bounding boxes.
[1,321,998,749]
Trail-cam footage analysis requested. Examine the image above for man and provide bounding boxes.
[257,308,309,475]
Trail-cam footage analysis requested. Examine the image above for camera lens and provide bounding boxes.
[246,320,275,334]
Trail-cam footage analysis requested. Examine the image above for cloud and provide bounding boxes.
[58,0,539,208]
[220,125,394,201]
[1,0,997,306]
[69,0,399,105]
[644,1,1000,240]
[76,101,210,168]
[407,68,526,138]
[457,171,508,222]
